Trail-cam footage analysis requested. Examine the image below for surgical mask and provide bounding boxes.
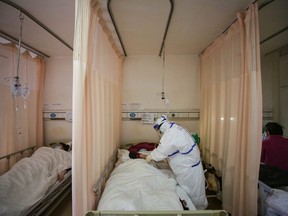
[262,132,267,140]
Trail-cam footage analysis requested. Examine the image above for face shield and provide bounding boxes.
[153,115,169,134]
[154,122,164,133]
[155,127,163,138]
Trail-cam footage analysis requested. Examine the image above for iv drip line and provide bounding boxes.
[161,42,166,100]
[16,12,24,85]
[10,10,30,111]
[13,12,24,112]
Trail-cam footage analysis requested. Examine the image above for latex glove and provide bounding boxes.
[146,154,153,163]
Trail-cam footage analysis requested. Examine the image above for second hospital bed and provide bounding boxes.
[87,142,227,216]
[258,163,288,216]
[0,144,72,216]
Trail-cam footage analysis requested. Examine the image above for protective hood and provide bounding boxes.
[154,115,170,134]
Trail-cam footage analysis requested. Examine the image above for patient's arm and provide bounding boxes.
[129,152,147,159]
[57,168,71,182]
[138,153,147,159]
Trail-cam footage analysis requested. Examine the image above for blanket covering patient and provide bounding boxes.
[0,146,72,216]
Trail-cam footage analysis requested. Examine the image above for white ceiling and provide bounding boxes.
[0,0,74,58]
[0,0,287,58]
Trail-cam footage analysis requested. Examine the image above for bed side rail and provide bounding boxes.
[0,146,36,161]
[0,146,37,173]
[93,149,118,208]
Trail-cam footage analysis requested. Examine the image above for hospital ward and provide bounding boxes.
[1,0,288,215]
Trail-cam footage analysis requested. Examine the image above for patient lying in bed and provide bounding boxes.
[0,146,72,216]
[97,146,196,211]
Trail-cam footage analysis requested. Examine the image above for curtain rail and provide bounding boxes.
[107,0,174,57]
[199,0,275,56]
[0,0,73,54]
[159,0,174,57]
[0,30,49,58]
[107,0,127,57]
[260,25,288,45]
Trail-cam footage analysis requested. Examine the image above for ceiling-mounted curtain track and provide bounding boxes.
[0,29,49,58]
[199,0,275,56]
[258,0,274,10]
[260,25,288,45]
[159,0,174,57]
[107,0,174,57]
[0,0,73,55]
[108,0,127,57]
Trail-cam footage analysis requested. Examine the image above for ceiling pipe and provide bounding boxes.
[0,0,73,54]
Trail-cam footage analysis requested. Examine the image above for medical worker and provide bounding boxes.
[146,115,208,210]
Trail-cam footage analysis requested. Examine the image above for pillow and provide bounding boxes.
[117,149,130,160]
[115,149,130,166]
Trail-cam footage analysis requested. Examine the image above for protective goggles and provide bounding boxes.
[154,122,164,131]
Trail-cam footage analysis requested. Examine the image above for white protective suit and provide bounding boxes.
[149,116,208,210]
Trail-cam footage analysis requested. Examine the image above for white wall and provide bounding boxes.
[261,47,288,136]
[43,56,73,145]
[42,54,201,145]
[280,53,288,136]
[121,55,200,144]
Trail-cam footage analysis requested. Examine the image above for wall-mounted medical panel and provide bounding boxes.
[43,111,72,121]
[122,110,200,121]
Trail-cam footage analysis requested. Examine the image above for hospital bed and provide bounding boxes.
[0,143,72,216]
[258,181,288,216]
[258,164,288,216]
[87,142,227,216]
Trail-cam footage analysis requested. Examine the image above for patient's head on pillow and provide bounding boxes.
[59,142,72,151]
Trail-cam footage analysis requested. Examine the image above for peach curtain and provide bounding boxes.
[200,3,262,216]
[72,0,123,215]
[0,43,45,174]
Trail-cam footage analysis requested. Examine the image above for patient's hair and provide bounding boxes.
[264,122,284,136]
[60,142,70,151]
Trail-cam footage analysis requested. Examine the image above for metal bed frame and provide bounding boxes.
[23,171,72,216]
[86,210,228,216]
[90,148,227,216]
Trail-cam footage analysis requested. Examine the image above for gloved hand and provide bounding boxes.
[146,154,153,163]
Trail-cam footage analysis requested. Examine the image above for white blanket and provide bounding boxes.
[0,147,71,216]
[97,159,193,211]
[265,189,288,216]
